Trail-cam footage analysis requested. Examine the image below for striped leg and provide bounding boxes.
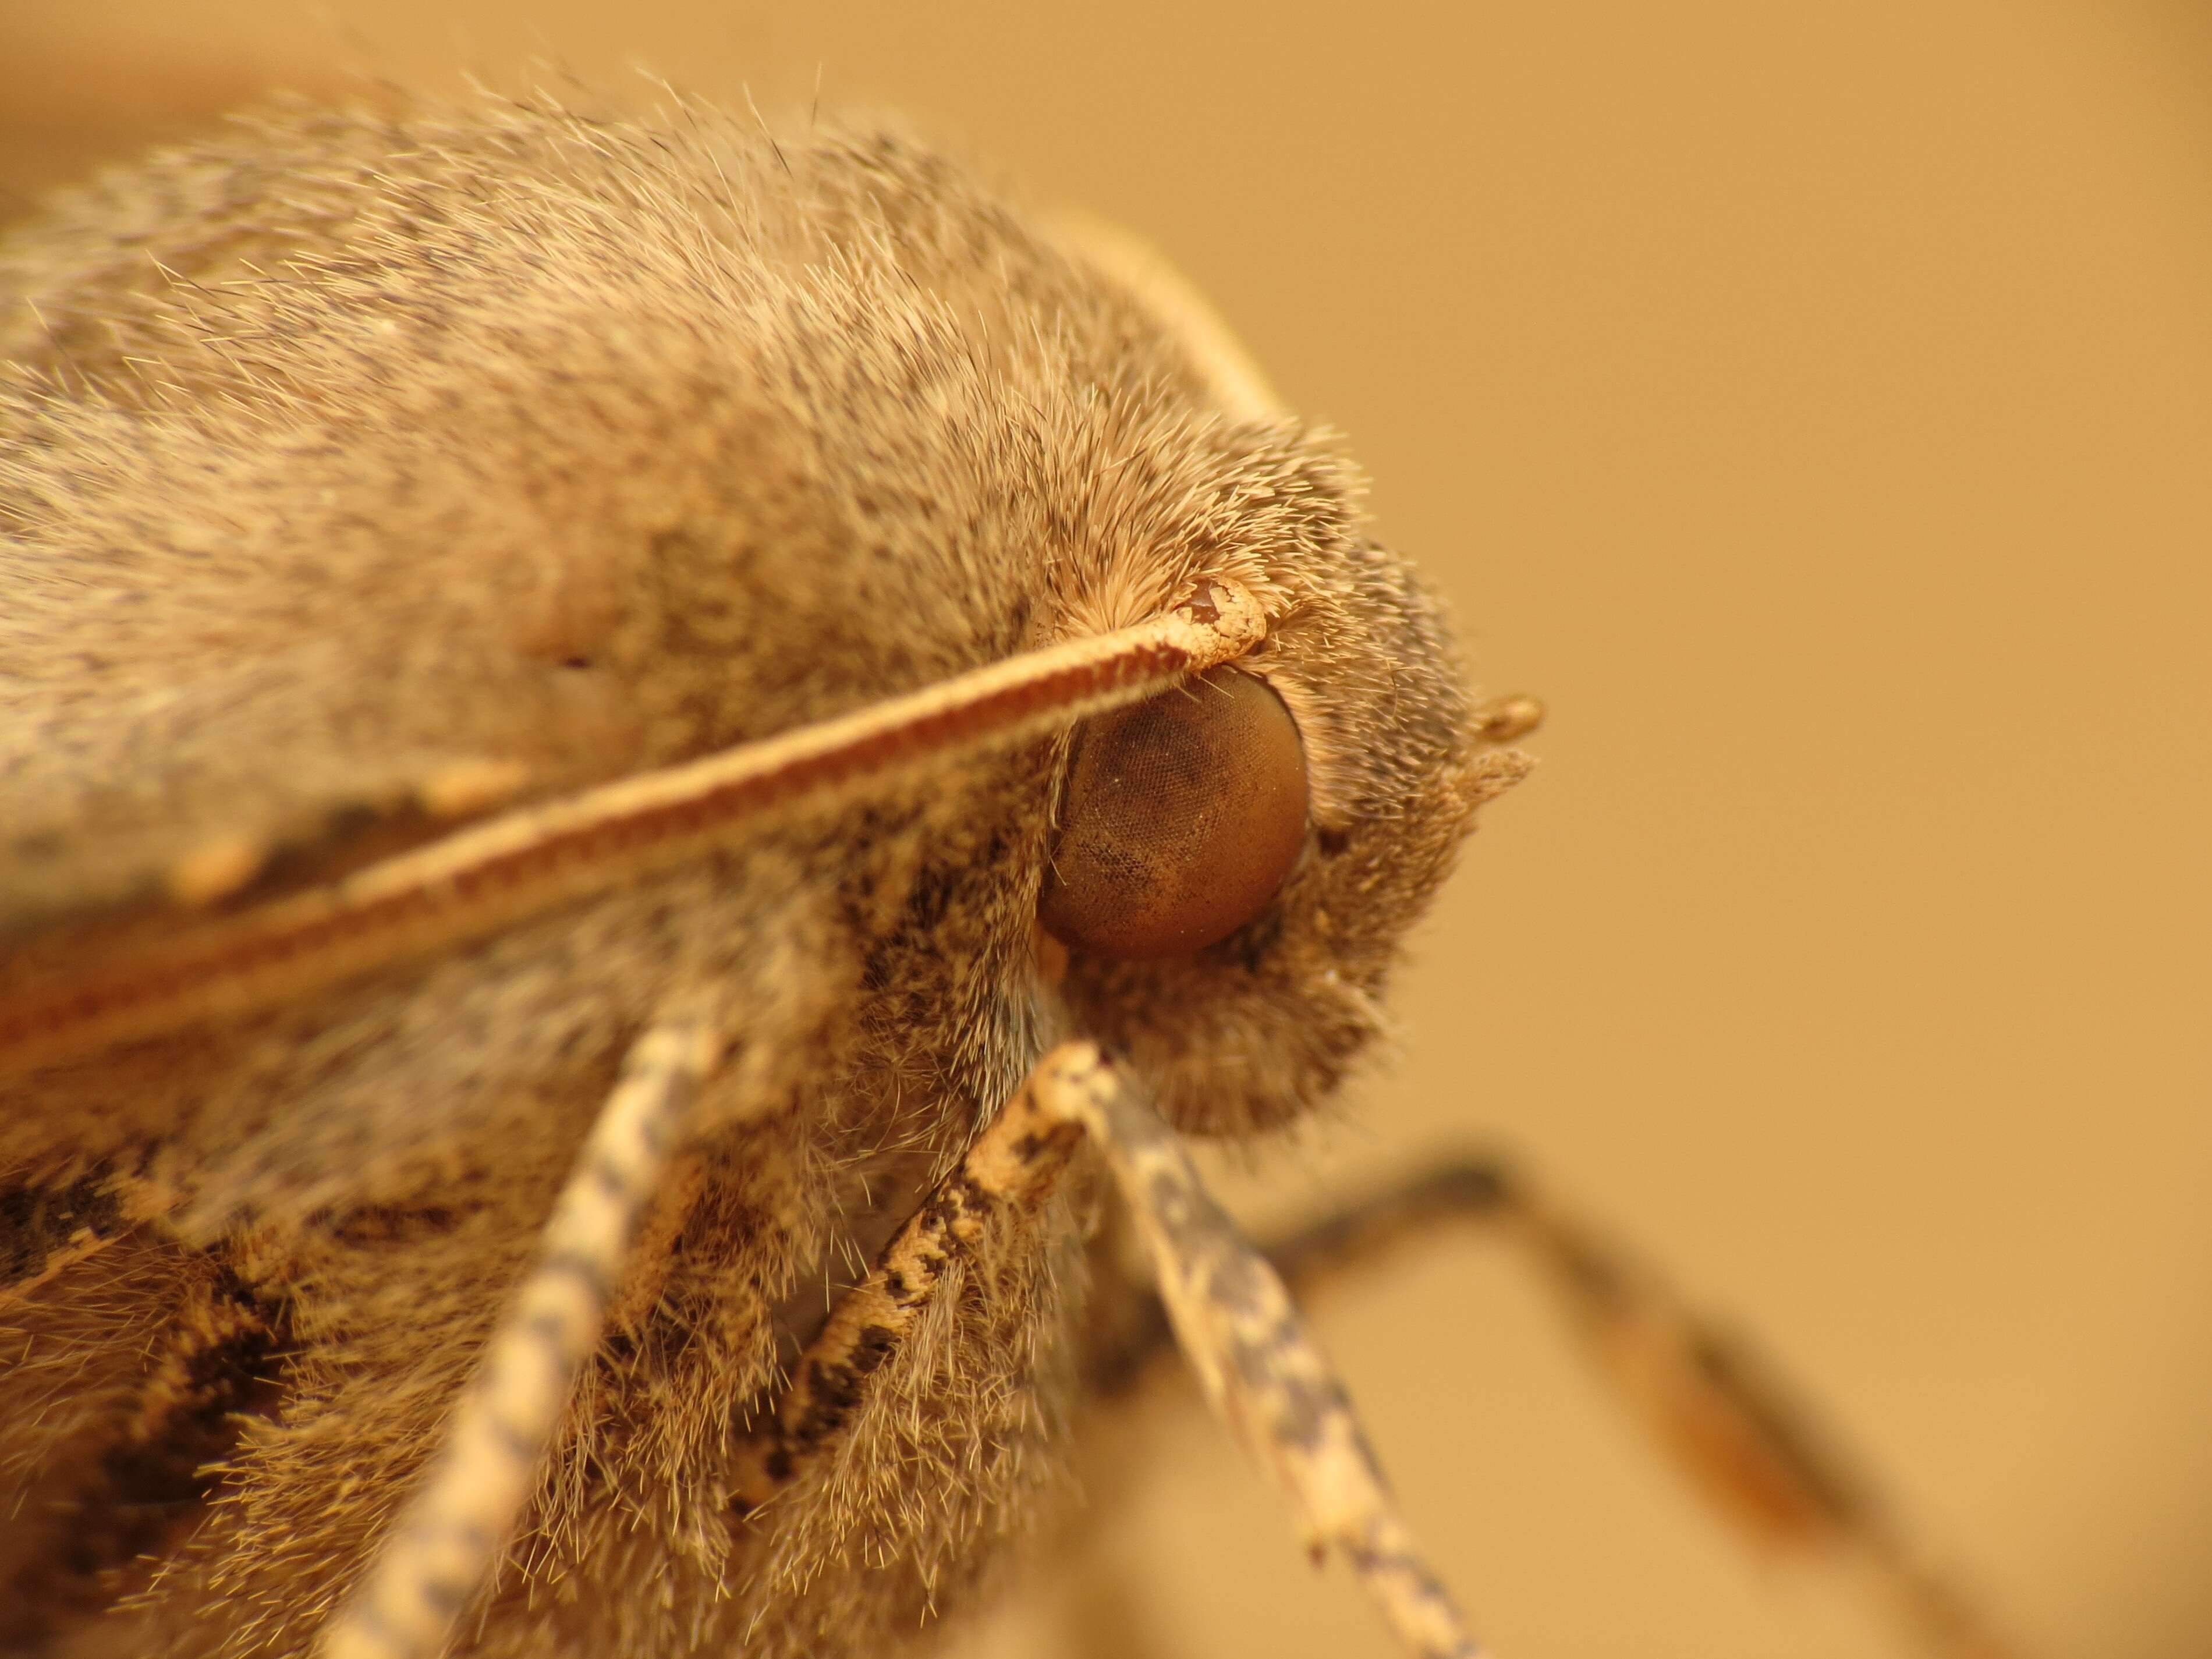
[735,1042,1490,1659]
[727,1052,1085,1511]
[1090,1154,2020,1659]
[318,1011,724,1659]
[1481,1165,2022,1659]
[1035,1044,1489,1659]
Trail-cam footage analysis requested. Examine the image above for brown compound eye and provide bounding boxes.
[1039,667,1309,959]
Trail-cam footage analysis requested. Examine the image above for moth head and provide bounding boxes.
[1037,560,1522,1140]
[0,117,1527,1162]
[1032,218,1533,1137]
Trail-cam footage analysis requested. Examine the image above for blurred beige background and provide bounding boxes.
[5,3,2206,1656]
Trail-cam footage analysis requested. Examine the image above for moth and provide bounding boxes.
[0,88,2009,1659]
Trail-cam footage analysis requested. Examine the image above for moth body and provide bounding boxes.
[0,94,1501,1657]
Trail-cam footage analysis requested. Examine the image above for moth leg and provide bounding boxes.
[317,1009,726,1659]
[1484,1162,2019,1659]
[735,1042,1484,1657]
[1091,1154,2018,1659]
[727,1050,1087,1509]
[1039,1045,1488,1659]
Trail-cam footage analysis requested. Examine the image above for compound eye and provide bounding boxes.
[1039,667,1309,959]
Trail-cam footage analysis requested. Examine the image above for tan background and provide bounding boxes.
[5,3,2207,1656]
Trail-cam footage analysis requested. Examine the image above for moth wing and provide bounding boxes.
[0,602,640,951]
[2,124,664,953]
[1046,209,1288,424]
[0,891,845,1650]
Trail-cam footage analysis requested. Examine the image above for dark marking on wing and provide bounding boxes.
[0,1167,126,1303]
[0,1232,295,1647]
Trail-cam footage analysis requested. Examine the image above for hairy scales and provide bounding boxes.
[0,93,1500,1657]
